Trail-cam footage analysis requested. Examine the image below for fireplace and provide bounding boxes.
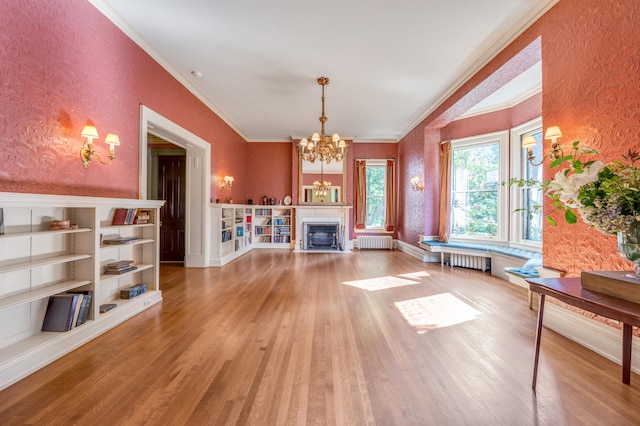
[293,206,352,252]
[304,222,340,250]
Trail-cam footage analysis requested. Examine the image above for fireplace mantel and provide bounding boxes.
[292,206,352,252]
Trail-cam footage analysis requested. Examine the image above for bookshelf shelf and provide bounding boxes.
[0,227,92,239]
[0,253,93,275]
[0,279,92,312]
[0,192,164,390]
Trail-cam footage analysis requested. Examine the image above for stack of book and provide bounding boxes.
[105,260,137,275]
[102,236,139,245]
[42,291,93,332]
[135,210,151,224]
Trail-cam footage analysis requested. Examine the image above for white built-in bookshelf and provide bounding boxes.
[210,204,292,266]
[0,192,164,390]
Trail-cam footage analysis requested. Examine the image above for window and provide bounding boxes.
[510,118,543,246]
[450,131,508,240]
[355,159,395,231]
[365,162,386,227]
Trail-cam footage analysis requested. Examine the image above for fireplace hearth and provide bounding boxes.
[304,223,340,250]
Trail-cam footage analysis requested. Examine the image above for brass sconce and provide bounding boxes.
[410,176,424,192]
[523,126,563,166]
[80,125,120,168]
[222,175,234,190]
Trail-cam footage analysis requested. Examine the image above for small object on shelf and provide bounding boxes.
[120,283,147,299]
[247,199,253,205]
[50,219,79,231]
[102,236,139,245]
[0,208,4,235]
[99,303,117,313]
[284,195,292,206]
[262,195,268,205]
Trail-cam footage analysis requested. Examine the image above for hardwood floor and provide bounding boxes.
[2,249,640,425]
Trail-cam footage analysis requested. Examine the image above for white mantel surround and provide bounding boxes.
[293,206,352,253]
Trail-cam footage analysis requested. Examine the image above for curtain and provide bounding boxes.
[438,141,452,242]
[354,160,367,229]
[385,159,395,231]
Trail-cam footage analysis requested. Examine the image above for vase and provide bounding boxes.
[618,222,640,279]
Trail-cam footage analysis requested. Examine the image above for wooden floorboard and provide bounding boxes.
[2,249,640,425]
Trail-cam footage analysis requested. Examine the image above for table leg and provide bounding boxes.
[532,293,545,390]
[622,323,632,385]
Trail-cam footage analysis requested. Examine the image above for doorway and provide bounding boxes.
[139,105,211,267]
[147,136,187,263]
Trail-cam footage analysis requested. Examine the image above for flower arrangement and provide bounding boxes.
[511,141,640,235]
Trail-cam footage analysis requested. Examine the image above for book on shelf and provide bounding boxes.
[100,303,117,313]
[42,293,81,332]
[105,260,135,272]
[102,236,139,245]
[111,208,139,225]
[67,290,93,326]
[136,210,151,224]
[105,265,138,275]
[106,260,135,268]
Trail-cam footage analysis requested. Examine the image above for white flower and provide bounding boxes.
[547,170,581,208]
[573,161,606,187]
[546,161,607,209]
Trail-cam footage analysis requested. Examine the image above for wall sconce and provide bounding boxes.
[80,125,120,168]
[222,175,234,190]
[410,176,424,192]
[523,126,563,166]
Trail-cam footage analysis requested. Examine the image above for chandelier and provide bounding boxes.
[298,77,348,163]
[314,161,331,197]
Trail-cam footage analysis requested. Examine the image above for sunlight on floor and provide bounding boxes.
[395,293,482,334]
[343,275,420,291]
[398,271,432,279]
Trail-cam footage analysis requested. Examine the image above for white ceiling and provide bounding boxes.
[93,0,551,142]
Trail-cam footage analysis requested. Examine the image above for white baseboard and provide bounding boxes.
[396,240,439,262]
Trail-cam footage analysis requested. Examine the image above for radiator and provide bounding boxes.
[449,253,487,271]
[357,236,393,250]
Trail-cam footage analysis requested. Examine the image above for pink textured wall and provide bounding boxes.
[398,0,639,276]
[0,0,246,199]
[246,142,292,205]
[540,0,640,276]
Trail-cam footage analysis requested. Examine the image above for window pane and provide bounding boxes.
[366,165,385,227]
[451,191,498,237]
[451,142,499,237]
[452,144,499,191]
[521,131,543,242]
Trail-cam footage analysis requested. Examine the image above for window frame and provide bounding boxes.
[449,130,509,242]
[509,117,543,250]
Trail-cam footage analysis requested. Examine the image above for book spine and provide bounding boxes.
[66,295,79,331]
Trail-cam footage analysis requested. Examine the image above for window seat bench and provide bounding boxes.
[419,240,540,266]
[419,239,542,307]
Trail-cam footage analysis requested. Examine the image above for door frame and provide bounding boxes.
[139,105,211,267]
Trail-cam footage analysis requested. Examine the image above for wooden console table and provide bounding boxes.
[527,277,640,390]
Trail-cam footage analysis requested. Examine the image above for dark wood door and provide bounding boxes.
[157,155,186,262]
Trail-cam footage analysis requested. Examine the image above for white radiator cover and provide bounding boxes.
[357,236,393,250]
[449,253,488,271]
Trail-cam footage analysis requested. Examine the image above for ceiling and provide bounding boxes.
[94,0,551,142]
